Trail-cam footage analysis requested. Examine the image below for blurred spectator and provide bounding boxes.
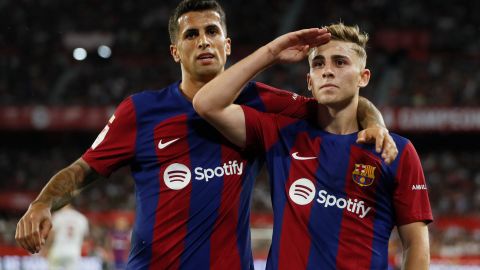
[105,216,130,270]
[43,204,89,270]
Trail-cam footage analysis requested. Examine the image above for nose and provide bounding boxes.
[322,70,334,79]
[197,33,211,49]
[322,63,334,79]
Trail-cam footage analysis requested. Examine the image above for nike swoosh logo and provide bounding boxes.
[291,152,317,160]
[158,138,180,149]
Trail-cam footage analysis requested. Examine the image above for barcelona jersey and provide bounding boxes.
[82,81,311,270]
[242,106,433,270]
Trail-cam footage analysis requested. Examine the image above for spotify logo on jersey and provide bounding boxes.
[289,178,316,205]
[164,163,191,190]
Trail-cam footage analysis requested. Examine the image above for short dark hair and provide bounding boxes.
[168,0,227,44]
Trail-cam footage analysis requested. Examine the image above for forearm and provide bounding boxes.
[357,97,386,129]
[31,158,98,211]
[398,222,430,270]
[402,245,430,270]
[193,46,275,115]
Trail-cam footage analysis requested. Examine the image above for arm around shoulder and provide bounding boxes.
[357,96,385,129]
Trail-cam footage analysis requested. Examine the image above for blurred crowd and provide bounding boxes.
[1,0,479,106]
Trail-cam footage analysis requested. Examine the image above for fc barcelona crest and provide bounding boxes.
[352,164,376,187]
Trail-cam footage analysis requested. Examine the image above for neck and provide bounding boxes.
[179,69,221,101]
[316,96,359,134]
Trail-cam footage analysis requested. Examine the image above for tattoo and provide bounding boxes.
[31,159,100,211]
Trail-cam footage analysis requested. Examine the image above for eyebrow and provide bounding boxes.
[183,28,198,36]
[183,24,221,34]
[312,54,350,61]
[205,24,221,30]
[311,55,325,62]
[331,55,350,61]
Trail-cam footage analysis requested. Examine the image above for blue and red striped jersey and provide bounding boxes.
[242,106,433,270]
[82,81,311,270]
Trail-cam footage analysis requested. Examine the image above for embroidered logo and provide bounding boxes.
[158,138,180,149]
[352,164,376,187]
[291,152,317,160]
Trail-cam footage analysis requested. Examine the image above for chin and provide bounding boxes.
[197,68,222,79]
[315,94,337,105]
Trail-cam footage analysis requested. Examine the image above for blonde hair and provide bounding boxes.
[310,22,369,67]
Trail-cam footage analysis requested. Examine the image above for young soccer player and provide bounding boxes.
[194,24,432,269]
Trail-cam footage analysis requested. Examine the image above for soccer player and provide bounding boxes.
[106,216,131,270]
[44,204,88,270]
[193,24,432,269]
[15,1,397,269]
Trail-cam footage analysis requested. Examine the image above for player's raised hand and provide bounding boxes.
[265,28,331,64]
[15,202,52,254]
[357,127,399,164]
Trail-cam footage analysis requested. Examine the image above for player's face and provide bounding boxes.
[307,40,370,107]
[170,10,231,81]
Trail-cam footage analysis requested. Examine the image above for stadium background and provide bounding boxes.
[1,0,479,269]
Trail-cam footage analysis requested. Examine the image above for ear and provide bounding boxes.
[225,38,232,56]
[358,68,371,88]
[170,44,180,63]
[307,73,313,91]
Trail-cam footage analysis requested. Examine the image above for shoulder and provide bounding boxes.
[124,83,182,114]
[385,132,412,151]
[130,84,175,104]
[388,133,422,169]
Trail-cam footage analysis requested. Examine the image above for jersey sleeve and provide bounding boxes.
[242,105,278,151]
[393,141,433,226]
[242,105,298,153]
[82,97,137,177]
[237,81,316,118]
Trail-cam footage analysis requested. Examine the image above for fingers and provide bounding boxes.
[15,211,51,254]
[16,218,34,254]
[24,217,39,254]
[294,28,330,47]
[380,133,399,165]
[22,219,33,253]
[298,28,328,36]
[356,130,366,143]
[15,219,27,252]
[375,132,385,153]
[31,220,43,253]
[40,219,52,246]
[356,128,399,165]
[307,31,331,47]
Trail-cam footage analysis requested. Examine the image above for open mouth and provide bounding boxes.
[197,53,215,60]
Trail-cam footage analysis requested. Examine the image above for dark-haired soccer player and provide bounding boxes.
[16,1,397,269]
[194,24,432,269]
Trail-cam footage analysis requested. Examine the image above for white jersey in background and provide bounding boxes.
[48,206,89,270]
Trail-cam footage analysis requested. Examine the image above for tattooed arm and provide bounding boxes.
[15,158,100,254]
